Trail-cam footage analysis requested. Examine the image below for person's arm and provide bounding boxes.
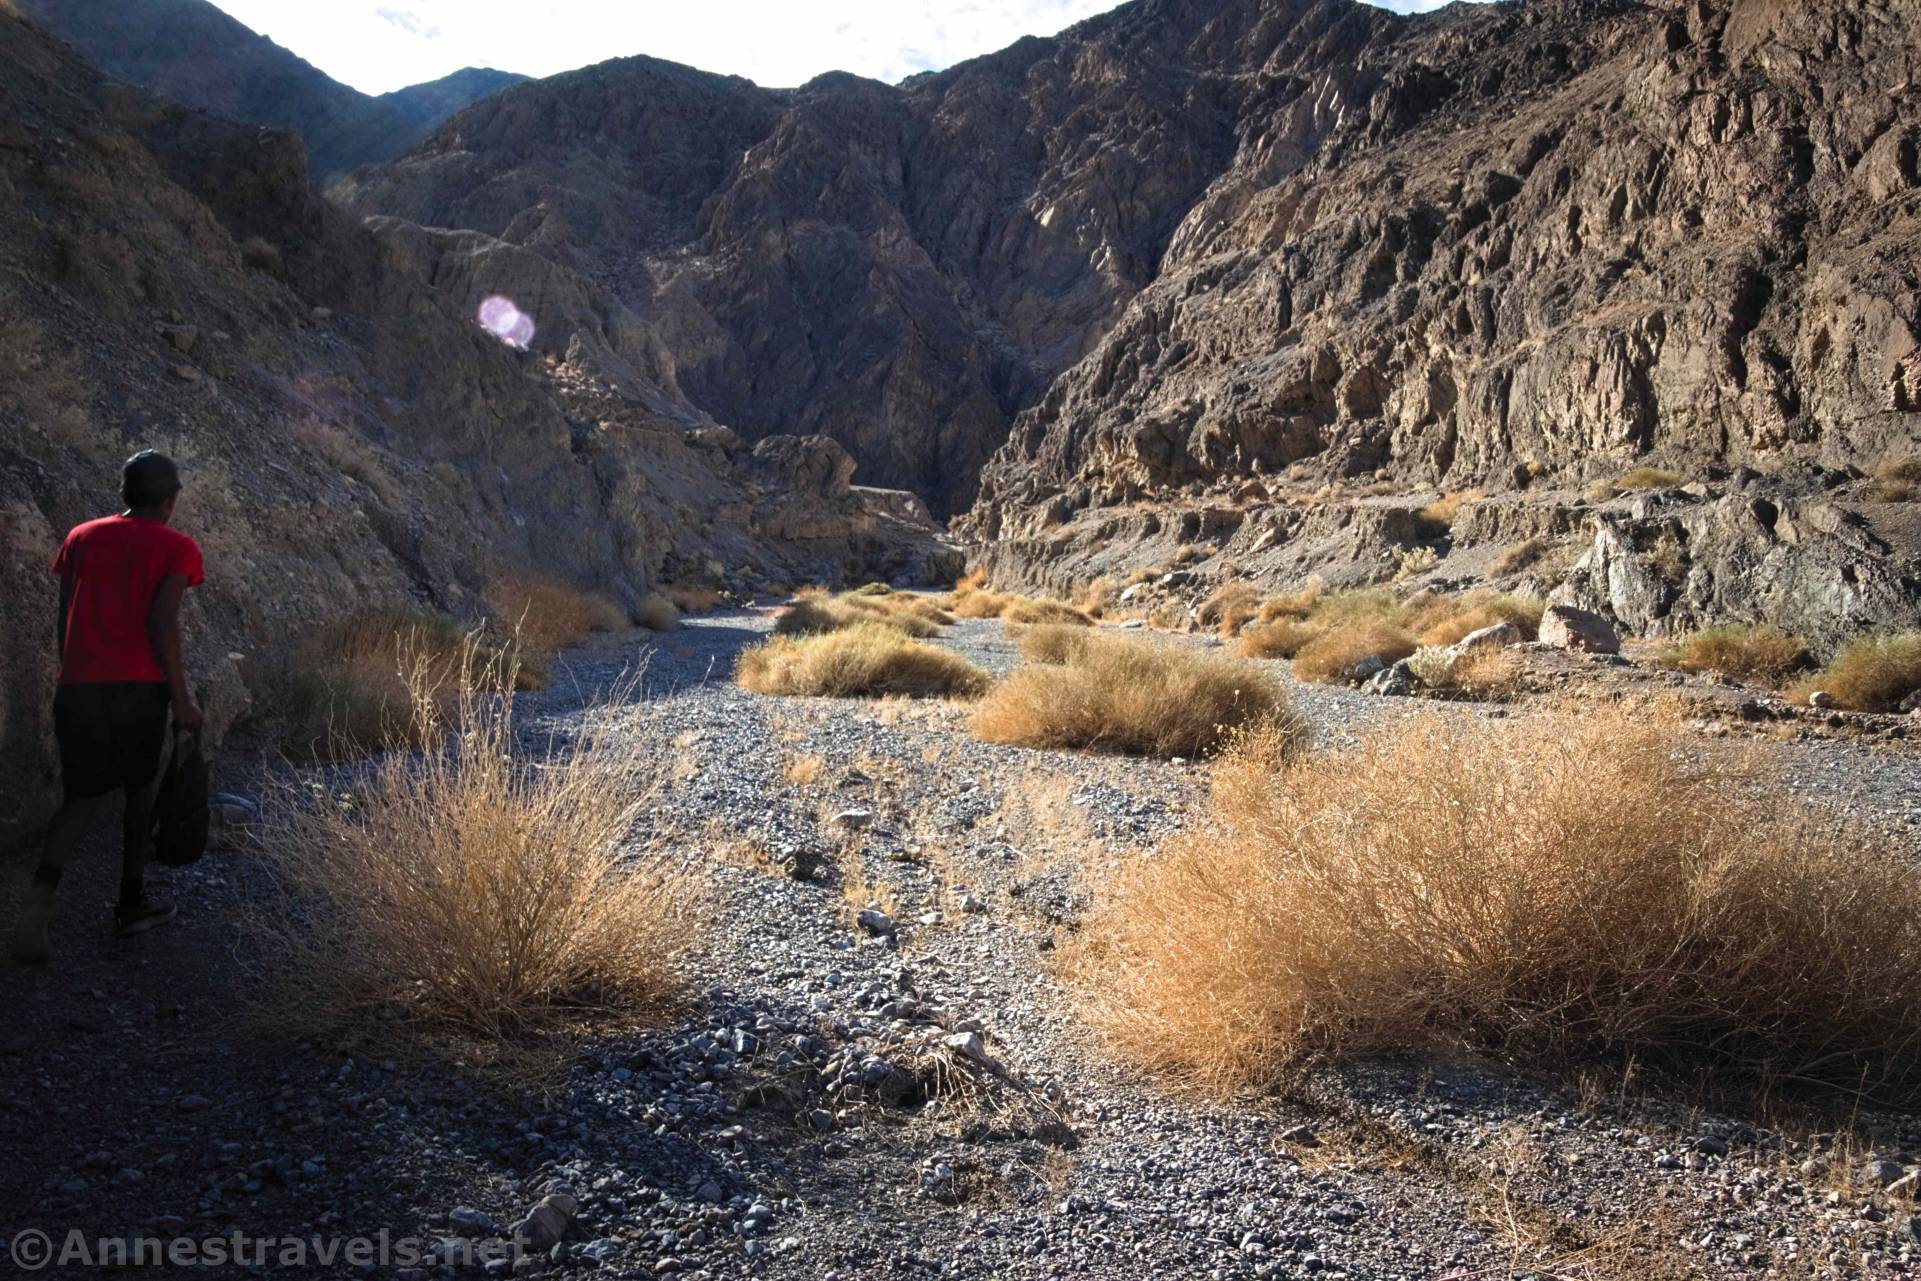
[55,574,72,651]
[147,573,203,731]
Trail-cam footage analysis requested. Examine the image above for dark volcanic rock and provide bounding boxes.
[965,0,1921,537]
[336,0,1920,529]
[336,1,1340,512]
[15,0,525,179]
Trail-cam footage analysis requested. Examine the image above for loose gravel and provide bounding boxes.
[2,610,1917,1280]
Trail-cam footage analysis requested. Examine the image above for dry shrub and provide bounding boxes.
[1871,454,1921,502]
[773,598,846,636]
[282,606,528,758]
[1615,466,1683,491]
[1197,581,1261,629]
[1790,633,1921,712]
[1073,576,1116,618]
[1172,543,1212,566]
[1002,597,1094,627]
[1409,644,1524,696]
[1258,579,1323,622]
[635,593,681,632]
[1415,594,1544,647]
[1235,619,1322,660]
[953,590,1010,619]
[256,647,688,1044]
[1147,600,1191,631]
[970,634,1300,758]
[488,574,625,653]
[664,582,726,614]
[1013,623,1094,665]
[837,594,945,636]
[736,624,990,699]
[1307,587,1402,626]
[1663,625,1809,686]
[1125,567,1157,587]
[1491,537,1548,576]
[1217,600,1262,638]
[777,594,943,638]
[1415,489,1481,537]
[1080,709,1921,1100]
[1291,623,1415,685]
[955,566,989,594]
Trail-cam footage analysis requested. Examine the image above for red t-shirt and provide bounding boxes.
[50,515,204,685]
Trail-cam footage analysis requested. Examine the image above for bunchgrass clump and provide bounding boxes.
[1615,466,1684,491]
[971,634,1301,758]
[1234,619,1322,660]
[775,590,951,637]
[1490,538,1548,576]
[1012,623,1094,665]
[1662,625,1809,686]
[1258,579,1323,621]
[1080,708,1921,1100]
[256,645,689,1046]
[281,606,530,759]
[1790,633,1921,712]
[635,593,682,632]
[1414,489,1480,537]
[488,574,626,654]
[737,624,989,699]
[1414,594,1543,648]
[1002,597,1094,627]
[1197,582,1262,630]
[1291,622,1416,685]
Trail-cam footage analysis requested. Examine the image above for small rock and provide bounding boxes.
[1351,653,1388,681]
[1692,1136,1729,1158]
[1279,1124,1320,1148]
[1364,658,1416,697]
[1117,619,1147,629]
[942,1031,988,1062]
[696,1180,724,1204]
[1807,690,1836,710]
[159,324,198,354]
[856,908,894,935]
[1861,1158,1906,1187]
[449,1207,503,1236]
[512,1193,576,1251]
[830,808,873,831]
[1452,622,1521,654]
[311,306,333,321]
[170,364,200,383]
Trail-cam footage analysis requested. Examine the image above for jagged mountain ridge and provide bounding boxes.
[332,0,1918,528]
[14,0,527,179]
[336,0,1379,512]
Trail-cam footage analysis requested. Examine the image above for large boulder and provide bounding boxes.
[1538,605,1621,655]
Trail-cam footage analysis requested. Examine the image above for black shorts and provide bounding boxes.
[54,682,171,800]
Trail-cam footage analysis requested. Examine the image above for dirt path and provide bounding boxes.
[2,612,1917,1280]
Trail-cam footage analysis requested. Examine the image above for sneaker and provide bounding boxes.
[9,884,54,964]
[114,898,177,938]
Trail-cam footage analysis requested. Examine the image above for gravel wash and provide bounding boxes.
[2,612,1917,1281]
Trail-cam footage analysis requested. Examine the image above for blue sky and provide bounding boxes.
[207,0,1483,96]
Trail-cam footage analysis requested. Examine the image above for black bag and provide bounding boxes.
[150,728,210,868]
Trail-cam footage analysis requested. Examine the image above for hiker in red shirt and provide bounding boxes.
[10,451,204,964]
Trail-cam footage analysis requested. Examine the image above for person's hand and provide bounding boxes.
[173,694,205,733]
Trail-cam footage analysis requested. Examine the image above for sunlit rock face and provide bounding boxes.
[338,0,1917,522]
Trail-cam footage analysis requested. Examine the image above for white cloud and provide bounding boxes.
[206,0,1489,96]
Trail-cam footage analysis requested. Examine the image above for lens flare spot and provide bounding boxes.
[477,294,535,349]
